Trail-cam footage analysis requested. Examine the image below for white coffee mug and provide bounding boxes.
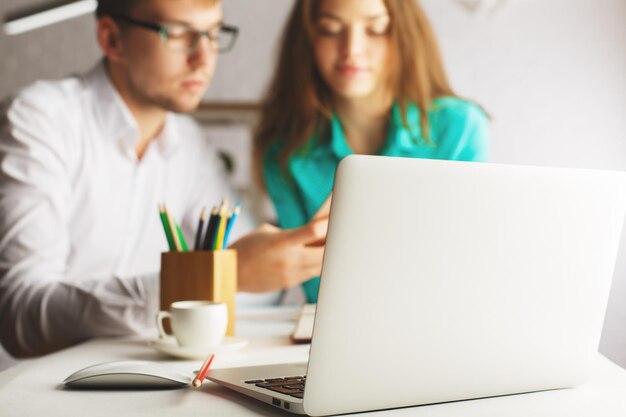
[156,301,228,348]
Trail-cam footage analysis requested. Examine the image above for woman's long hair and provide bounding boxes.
[253,0,456,187]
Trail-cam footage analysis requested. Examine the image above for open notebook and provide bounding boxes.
[290,304,316,343]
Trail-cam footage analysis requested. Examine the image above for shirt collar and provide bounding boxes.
[383,102,427,154]
[326,102,426,159]
[83,60,182,158]
[156,113,183,157]
[329,114,353,159]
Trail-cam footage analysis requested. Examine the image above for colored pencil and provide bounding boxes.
[202,207,219,250]
[214,200,229,250]
[158,204,175,251]
[164,206,183,251]
[192,353,215,388]
[175,222,189,251]
[222,203,240,249]
[194,207,207,251]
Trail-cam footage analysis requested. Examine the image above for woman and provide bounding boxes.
[253,0,490,302]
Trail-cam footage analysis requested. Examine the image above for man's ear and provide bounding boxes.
[97,16,126,63]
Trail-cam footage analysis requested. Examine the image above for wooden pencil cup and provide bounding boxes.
[160,250,237,336]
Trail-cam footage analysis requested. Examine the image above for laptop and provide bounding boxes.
[209,155,626,416]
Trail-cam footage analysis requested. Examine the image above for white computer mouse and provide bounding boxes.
[63,360,192,389]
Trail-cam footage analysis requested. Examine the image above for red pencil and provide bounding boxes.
[192,353,215,388]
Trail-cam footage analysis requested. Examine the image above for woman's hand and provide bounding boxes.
[306,195,332,247]
[312,194,332,220]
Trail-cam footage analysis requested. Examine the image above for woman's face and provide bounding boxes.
[313,0,392,102]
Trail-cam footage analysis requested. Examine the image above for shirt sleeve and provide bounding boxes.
[432,101,491,162]
[0,94,159,358]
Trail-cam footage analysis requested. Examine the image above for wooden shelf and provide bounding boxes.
[193,102,261,127]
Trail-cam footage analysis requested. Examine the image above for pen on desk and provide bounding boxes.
[192,353,215,388]
[222,203,240,249]
[158,204,175,251]
[194,207,207,251]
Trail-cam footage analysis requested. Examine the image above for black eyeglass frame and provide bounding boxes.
[110,14,239,53]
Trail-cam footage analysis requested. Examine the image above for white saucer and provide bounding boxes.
[149,336,248,360]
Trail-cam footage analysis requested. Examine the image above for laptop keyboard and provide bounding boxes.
[245,376,306,399]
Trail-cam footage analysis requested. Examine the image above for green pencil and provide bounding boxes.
[164,205,183,251]
[175,223,189,251]
[158,204,175,251]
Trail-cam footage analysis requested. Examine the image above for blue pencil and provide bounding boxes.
[222,203,240,249]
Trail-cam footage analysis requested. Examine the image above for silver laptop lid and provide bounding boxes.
[303,155,626,416]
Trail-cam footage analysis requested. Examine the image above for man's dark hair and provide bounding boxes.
[96,0,140,18]
[96,0,220,18]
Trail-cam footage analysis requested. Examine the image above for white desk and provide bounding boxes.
[2,306,626,417]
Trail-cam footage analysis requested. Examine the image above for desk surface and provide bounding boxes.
[2,306,626,417]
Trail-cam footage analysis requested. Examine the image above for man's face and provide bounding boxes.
[118,0,222,113]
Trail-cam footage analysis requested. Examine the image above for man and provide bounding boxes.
[0,0,328,358]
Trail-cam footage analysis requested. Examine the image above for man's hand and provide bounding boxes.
[231,219,329,292]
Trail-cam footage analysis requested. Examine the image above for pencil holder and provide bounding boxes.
[160,250,237,336]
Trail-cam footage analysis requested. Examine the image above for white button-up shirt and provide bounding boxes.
[0,62,273,357]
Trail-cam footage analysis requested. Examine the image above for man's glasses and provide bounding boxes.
[111,15,239,54]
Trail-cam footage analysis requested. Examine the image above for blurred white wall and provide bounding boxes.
[1,0,625,370]
[420,0,626,369]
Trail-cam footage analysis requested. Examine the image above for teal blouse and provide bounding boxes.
[263,97,490,303]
